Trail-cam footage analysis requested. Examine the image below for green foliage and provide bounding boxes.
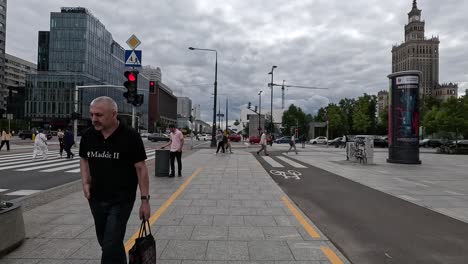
[423,96,468,139]
[352,94,377,134]
[233,119,240,126]
[282,104,310,137]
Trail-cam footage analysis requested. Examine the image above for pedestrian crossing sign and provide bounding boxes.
[125,50,142,67]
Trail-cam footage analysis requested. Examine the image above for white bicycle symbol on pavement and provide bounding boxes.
[269,169,302,180]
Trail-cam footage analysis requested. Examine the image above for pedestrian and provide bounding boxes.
[32,129,48,160]
[0,130,11,151]
[64,127,75,159]
[57,129,65,157]
[301,134,306,148]
[287,134,298,154]
[256,130,269,156]
[215,129,225,154]
[224,131,233,153]
[161,124,184,177]
[79,96,150,264]
[341,134,347,149]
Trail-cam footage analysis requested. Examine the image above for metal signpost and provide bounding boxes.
[125,35,142,129]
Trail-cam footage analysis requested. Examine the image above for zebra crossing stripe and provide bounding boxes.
[0,189,8,192]
[0,151,65,161]
[16,159,78,171]
[0,156,63,166]
[262,156,284,168]
[40,163,81,172]
[0,157,68,170]
[277,156,307,168]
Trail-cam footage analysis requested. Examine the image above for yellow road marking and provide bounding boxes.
[320,246,344,264]
[281,196,320,238]
[125,167,203,252]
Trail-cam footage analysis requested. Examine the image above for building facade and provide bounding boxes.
[4,54,37,119]
[392,0,439,97]
[5,54,37,88]
[433,83,458,101]
[0,0,7,111]
[377,90,389,116]
[148,81,177,132]
[177,97,192,118]
[25,7,126,128]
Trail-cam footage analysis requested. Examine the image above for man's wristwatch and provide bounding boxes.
[141,195,150,201]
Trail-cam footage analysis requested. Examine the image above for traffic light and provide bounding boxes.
[71,112,81,120]
[123,70,139,103]
[248,102,251,109]
[149,81,155,94]
[132,94,144,107]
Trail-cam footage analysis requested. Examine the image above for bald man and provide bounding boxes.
[79,96,150,264]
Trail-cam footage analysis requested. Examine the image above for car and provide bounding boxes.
[228,134,241,142]
[199,134,212,141]
[327,137,343,147]
[249,135,273,145]
[148,133,170,142]
[275,136,300,144]
[373,136,388,148]
[18,131,33,140]
[309,136,328,144]
[419,139,442,148]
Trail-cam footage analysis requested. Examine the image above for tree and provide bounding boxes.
[422,96,468,140]
[338,98,355,134]
[352,94,377,134]
[282,104,309,137]
[325,104,346,138]
[377,107,389,135]
[233,119,240,126]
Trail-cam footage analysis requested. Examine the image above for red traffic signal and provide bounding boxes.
[124,71,139,102]
[150,81,154,86]
[149,81,156,94]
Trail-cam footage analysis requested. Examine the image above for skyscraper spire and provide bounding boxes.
[413,0,417,9]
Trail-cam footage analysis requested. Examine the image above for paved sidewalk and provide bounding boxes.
[275,144,468,224]
[0,149,349,264]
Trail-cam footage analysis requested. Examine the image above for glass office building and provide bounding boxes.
[25,7,132,128]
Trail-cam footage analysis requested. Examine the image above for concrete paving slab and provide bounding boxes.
[159,240,208,260]
[248,241,294,261]
[206,241,249,261]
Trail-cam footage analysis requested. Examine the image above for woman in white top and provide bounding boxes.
[32,130,48,160]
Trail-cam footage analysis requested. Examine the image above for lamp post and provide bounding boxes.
[258,90,263,135]
[268,65,277,134]
[189,47,218,147]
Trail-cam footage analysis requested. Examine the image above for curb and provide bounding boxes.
[11,180,82,212]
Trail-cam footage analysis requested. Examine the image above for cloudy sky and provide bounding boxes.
[6,0,468,122]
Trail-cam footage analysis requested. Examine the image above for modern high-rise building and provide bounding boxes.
[192,104,201,120]
[391,0,439,97]
[0,0,7,111]
[25,7,126,128]
[177,97,192,118]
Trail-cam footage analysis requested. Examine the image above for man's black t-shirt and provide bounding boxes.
[79,123,147,202]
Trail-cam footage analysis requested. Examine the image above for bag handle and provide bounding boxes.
[137,219,153,238]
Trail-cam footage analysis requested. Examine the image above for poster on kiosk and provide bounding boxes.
[387,71,422,164]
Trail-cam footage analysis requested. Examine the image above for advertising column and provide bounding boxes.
[387,71,421,164]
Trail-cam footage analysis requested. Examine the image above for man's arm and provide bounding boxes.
[179,132,184,151]
[135,161,151,220]
[80,158,91,199]
[161,139,172,149]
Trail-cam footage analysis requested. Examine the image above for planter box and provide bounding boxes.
[0,203,25,256]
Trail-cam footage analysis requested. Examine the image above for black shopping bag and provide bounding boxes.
[129,220,156,264]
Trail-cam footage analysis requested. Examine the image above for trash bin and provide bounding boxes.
[155,149,170,177]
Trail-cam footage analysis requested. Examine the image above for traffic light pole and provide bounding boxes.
[132,105,136,129]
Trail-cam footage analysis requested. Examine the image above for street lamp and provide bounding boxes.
[268,65,277,134]
[258,90,263,135]
[189,46,218,147]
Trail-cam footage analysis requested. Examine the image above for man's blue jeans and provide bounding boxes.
[89,198,135,264]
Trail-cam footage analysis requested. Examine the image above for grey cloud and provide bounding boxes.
[6,0,468,122]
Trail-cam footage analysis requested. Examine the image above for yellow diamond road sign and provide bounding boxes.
[126,35,141,50]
